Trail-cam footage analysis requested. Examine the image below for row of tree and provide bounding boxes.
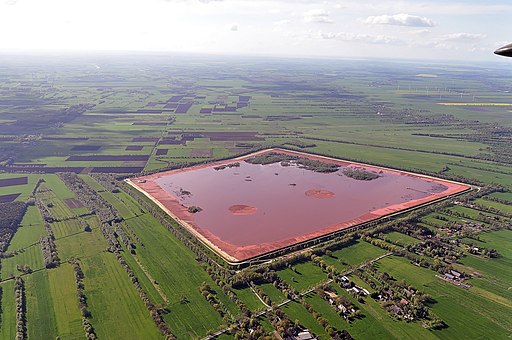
[201,263,252,317]
[57,173,130,253]
[40,236,59,268]
[70,259,97,340]
[35,197,55,223]
[15,277,26,340]
[199,281,232,320]
[483,194,512,206]
[57,173,121,224]
[0,201,27,252]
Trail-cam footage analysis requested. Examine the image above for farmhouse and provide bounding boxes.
[295,330,317,340]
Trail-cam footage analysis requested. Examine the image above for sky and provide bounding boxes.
[1,0,511,61]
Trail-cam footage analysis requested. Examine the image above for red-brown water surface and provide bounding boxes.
[129,149,470,262]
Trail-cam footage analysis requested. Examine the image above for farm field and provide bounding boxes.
[8,205,45,249]
[0,54,510,339]
[278,261,329,293]
[322,239,388,268]
[81,252,163,339]
[382,231,422,246]
[233,286,265,311]
[0,280,17,339]
[281,300,328,338]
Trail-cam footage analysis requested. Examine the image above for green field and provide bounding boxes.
[0,280,17,339]
[278,261,329,292]
[0,174,40,202]
[82,252,162,339]
[46,264,84,339]
[259,283,287,305]
[474,198,512,214]
[382,231,422,246]
[25,270,59,339]
[54,217,107,260]
[1,244,44,280]
[303,291,347,332]
[489,192,512,202]
[458,230,512,303]
[233,287,265,311]
[281,300,328,338]
[8,205,46,250]
[322,240,388,270]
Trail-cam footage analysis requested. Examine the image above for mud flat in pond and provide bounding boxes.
[229,205,258,215]
[305,189,335,199]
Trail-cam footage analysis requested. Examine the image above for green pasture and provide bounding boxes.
[382,231,422,246]
[322,240,388,269]
[82,252,162,339]
[278,261,328,293]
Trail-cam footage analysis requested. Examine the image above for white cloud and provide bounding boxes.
[325,1,512,15]
[228,23,238,31]
[304,9,333,24]
[320,32,337,40]
[274,19,290,26]
[321,31,403,45]
[410,29,431,36]
[364,13,435,27]
[441,32,486,42]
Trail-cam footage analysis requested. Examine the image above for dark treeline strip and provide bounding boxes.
[201,262,250,315]
[70,259,97,340]
[15,277,26,340]
[199,281,232,321]
[40,236,59,268]
[0,201,27,252]
[57,173,121,225]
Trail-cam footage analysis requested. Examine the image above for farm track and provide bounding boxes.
[132,255,169,303]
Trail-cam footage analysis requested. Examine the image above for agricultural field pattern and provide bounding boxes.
[0,54,511,339]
